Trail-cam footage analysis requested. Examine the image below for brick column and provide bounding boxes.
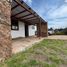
[0,0,11,62]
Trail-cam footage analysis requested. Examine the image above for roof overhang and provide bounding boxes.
[11,0,47,25]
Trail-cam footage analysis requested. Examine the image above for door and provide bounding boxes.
[25,24,29,37]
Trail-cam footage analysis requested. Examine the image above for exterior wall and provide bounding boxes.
[11,21,25,38]
[0,0,11,62]
[11,22,36,38]
[28,25,36,36]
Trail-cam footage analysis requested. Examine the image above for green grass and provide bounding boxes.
[0,39,67,67]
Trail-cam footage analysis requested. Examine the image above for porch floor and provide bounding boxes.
[12,36,44,54]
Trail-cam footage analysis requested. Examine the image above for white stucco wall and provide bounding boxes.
[28,25,36,36]
[11,21,25,38]
[11,21,37,38]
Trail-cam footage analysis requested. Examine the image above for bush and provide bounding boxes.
[54,32,64,35]
[54,28,67,35]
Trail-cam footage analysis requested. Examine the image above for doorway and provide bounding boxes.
[25,24,29,37]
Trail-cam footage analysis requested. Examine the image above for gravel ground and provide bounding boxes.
[45,35,67,40]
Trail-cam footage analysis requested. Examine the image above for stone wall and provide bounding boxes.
[0,0,11,62]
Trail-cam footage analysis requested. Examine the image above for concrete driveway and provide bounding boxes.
[45,35,67,40]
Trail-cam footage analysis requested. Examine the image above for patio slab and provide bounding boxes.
[12,37,44,54]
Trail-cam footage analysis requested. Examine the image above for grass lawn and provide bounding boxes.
[0,39,67,67]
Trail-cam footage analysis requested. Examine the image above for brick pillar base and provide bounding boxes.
[0,0,11,62]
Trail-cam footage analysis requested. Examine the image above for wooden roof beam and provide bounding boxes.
[27,17,38,20]
[12,17,31,24]
[11,4,19,10]
[18,13,32,19]
[14,0,37,18]
[22,16,37,20]
[11,10,27,17]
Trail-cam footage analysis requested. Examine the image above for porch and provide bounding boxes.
[12,36,44,54]
[11,0,48,54]
[11,0,48,38]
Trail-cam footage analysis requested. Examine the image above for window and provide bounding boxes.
[11,20,19,30]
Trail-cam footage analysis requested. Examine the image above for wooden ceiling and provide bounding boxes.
[11,0,47,24]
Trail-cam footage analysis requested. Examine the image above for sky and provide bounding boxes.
[23,0,67,29]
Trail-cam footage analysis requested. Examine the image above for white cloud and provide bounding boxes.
[23,0,32,5]
[23,0,67,29]
[64,0,67,3]
[48,4,67,19]
[47,3,67,29]
[48,18,67,29]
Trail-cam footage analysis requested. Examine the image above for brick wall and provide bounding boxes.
[0,0,11,62]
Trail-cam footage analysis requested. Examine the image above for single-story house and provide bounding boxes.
[48,28,54,35]
[0,0,48,61]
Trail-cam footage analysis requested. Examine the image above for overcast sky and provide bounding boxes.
[23,0,67,29]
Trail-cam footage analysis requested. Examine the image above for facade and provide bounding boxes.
[11,21,36,38]
[0,0,48,62]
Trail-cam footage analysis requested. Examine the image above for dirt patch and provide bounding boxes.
[30,54,48,62]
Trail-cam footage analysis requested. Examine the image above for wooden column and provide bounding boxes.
[0,0,12,62]
[41,23,48,37]
[37,18,42,37]
[37,22,48,37]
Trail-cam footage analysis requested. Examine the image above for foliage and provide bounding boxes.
[54,28,67,35]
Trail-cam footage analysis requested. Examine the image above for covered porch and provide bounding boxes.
[11,0,48,38]
[11,0,48,54]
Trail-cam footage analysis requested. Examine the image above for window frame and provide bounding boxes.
[11,19,19,30]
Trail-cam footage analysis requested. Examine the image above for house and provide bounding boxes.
[0,0,48,61]
[48,28,54,35]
